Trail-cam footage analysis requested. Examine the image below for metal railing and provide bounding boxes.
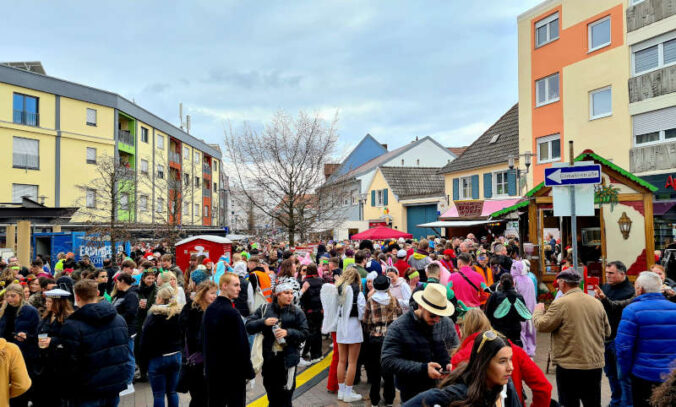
[169,151,181,164]
[117,129,134,146]
[203,163,211,173]
[203,188,212,197]
[13,110,39,127]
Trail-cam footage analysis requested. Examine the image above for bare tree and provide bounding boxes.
[225,110,345,245]
[75,152,137,256]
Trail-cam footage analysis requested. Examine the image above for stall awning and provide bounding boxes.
[440,198,523,219]
[417,220,501,228]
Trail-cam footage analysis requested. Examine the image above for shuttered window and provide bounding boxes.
[86,189,96,208]
[633,106,676,145]
[86,108,97,126]
[157,197,164,213]
[86,147,97,164]
[13,137,39,169]
[139,195,148,212]
[140,159,149,174]
[12,184,38,203]
[632,31,676,76]
[634,46,658,74]
[459,176,473,200]
[535,12,559,48]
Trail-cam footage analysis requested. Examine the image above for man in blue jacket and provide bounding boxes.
[616,271,676,407]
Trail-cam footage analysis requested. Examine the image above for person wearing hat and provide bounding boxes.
[394,250,410,277]
[363,275,402,407]
[533,268,610,407]
[382,283,459,402]
[32,288,73,407]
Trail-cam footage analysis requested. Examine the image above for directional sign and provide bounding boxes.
[544,164,602,187]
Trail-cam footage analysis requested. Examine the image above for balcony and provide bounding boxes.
[203,163,212,173]
[203,188,212,198]
[629,65,676,103]
[13,110,39,127]
[627,0,676,33]
[117,129,134,146]
[169,151,181,165]
[630,140,676,173]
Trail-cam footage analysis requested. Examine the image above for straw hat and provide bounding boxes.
[412,283,455,317]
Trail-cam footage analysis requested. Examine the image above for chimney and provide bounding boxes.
[324,163,340,180]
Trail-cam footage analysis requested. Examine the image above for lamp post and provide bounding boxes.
[507,151,533,195]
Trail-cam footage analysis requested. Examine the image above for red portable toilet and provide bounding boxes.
[175,235,233,271]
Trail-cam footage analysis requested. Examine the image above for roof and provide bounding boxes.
[447,146,468,156]
[439,104,518,174]
[328,134,388,180]
[175,235,232,246]
[328,136,456,185]
[379,166,445,200]
[2,61,46,75]
[0,64,221,159]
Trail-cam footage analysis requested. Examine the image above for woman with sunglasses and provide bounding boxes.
[404,329,521,407]
[450,309,552,407]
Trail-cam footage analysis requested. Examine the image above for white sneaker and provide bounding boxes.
[337,390,344,401]
[342,391,362,402]
[311,357,322,364]
[297,358,312,367]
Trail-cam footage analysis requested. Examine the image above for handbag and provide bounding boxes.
[176,346,205,393]
[251,303,269,375]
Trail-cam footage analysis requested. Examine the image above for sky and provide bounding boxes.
[3,0,542,161]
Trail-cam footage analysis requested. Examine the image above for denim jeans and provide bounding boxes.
[72,397,120,407]
[127,338,136,384]
[148,352,182,407]
[605,340,633,407]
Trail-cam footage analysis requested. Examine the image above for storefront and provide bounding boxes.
[493,150,658,286]
[640,173,676,250]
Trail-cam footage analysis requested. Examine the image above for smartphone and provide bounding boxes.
[439,369,450,375]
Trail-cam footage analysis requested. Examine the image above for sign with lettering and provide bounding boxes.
[453,200,484,217]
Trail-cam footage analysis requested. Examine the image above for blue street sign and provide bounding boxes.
[544,164,602,187]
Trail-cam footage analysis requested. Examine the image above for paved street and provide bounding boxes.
[122,332,611,406]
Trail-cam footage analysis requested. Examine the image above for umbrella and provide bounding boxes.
[350,226,413,240]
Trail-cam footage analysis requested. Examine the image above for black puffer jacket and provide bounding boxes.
[56,301,129,401]
[403,378,522,407]
[112,286,139,337]
[179,299,204,356]
[381,310,455,398]
[139,304,182,364]
[246,300,309,369]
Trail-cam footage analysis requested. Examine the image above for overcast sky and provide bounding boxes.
[3,0,541,160]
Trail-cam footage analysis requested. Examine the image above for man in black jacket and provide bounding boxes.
[204,273,255,407]
[382,283,457,402]
[598,260,635,407]
[57,279,130,406]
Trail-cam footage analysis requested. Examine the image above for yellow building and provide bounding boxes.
[517,0,630,186]
[0,63,223,231]
[363,166,445,239]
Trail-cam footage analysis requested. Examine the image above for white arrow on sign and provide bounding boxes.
[547,169,562,184]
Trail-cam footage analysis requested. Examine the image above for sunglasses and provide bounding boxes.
[477,330,499,354]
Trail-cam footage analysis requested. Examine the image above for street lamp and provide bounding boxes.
[508,151,533,195]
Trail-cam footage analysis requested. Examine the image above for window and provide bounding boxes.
[120,193,130,211]
[590,86,612,120]
[631,0,646,5]
[401,159,405,165]
[157,134,165,149]
[351,193,357,206]
[156,198,164,213]
[184,147,189,159]
[535,12,559,48]
[588,17,611,52]
[86,188,96,208]
[416,159,420,166]
[537,134,561,163]
[12,137,39,169]
[489,134,500,144]
[376,190,384,206]
[141,127,149,143]
[632,31,676,75]
[204,205,209,218]
[635,129,676,145]
[184,173,190,187]
[139,195,148,212]
[157,164,165,179]
[633,106,676,145]
[86,147,97,164]
[535,73,559,107]
[195,176,200,187]
[194,151,200,163]
[213,161,218,172]
[13,93,39,126]
[183,201,190,216]
[12,184,38,203]
[195,203,200,216]
[459,177,473,200]
[214,182,218,191]
[86,108,97,126]
[140,159,149,174]
[494,171,509,196]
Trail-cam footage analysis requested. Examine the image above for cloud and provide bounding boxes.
[427,122,492,146]
[204,69,303,89]
[142,82,170,94]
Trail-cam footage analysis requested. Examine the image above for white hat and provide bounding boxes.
[397,249,407,258]
[412,283,455,317]
[44,288,71,298]
[366,271,378,281]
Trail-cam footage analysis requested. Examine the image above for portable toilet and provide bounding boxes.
[175,235,233,271]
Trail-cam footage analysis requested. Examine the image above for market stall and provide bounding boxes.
[349,226,412,240]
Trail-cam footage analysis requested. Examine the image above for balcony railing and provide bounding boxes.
[117,129,134,146]
[13,110,39,127]
[169,151,181,164]
[203,163,212,173]
[203,188,212,197]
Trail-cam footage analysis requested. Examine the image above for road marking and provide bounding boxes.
[247,351,333,407]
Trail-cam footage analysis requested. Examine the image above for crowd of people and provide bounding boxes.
[0,233,674,407]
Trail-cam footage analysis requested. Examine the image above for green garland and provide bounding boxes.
[595,185,619,211]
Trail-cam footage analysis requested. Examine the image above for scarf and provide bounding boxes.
[372,290,391,305]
